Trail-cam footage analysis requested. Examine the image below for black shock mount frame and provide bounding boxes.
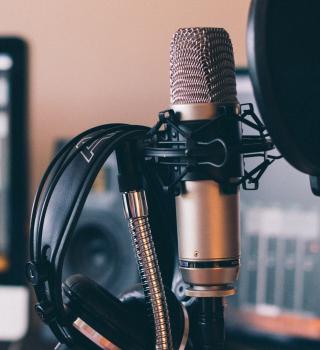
[144,103,281,194]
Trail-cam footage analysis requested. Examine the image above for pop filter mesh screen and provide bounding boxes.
[248,0,320,175]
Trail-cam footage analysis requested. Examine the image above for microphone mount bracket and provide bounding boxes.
[144,103,281,194]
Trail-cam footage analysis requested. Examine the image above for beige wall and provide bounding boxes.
[0,0,250,195]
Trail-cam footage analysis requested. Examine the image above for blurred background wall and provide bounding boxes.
[0,0,250,194]
[2,2,320,349]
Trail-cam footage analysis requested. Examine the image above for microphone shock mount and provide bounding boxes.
[144,103,279,195]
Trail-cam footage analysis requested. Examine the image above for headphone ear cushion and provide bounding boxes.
[63,274,152,349]
[120,284,189,349]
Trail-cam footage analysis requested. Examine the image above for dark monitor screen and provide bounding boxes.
[0,38,28,342]
[226,70,320,346]
[0,54,12,276]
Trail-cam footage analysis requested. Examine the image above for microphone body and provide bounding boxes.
[170,28,241,297]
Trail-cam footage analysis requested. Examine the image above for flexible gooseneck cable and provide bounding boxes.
[117,141,174,349]
[123,190,173,350]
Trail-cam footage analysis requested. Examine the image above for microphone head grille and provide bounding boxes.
[170,27,237,105]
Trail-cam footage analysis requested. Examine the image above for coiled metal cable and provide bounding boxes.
[123,191,173,350]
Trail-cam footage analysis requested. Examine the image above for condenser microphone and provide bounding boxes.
[170,27,241,298]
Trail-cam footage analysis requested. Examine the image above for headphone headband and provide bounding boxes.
[27,124,148,344]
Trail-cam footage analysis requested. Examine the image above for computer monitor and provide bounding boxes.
[0,38,28,342]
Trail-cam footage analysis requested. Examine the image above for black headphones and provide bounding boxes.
[26,123,187,349]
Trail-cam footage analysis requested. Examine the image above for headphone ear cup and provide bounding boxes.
[118,284,150,331]
[120,285,189,350]
[63,274,152,350]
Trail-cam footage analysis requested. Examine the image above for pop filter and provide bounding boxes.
[247,0,320,180]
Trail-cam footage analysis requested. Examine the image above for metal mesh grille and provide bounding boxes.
[170,27,237,105]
